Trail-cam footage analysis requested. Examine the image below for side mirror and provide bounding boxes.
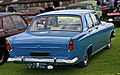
[108,18,113,22]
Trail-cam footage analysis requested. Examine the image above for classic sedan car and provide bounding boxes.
[6,10,115,69]
[0,13,28,65]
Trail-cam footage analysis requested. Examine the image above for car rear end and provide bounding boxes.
[7,14,83,68]
[7,32,79,68]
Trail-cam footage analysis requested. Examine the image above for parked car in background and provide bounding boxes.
[20,12,36,24]
[12,5,28,13]
[66,3,102,18]
[107,4,120,25]
[7,10,115,69]
[66,3,94,10]
[0,13,28,65]
[79,1,97,9]
[27,7,45,15]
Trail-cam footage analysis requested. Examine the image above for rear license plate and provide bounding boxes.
[29,52,50,57]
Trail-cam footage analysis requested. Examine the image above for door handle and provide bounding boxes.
[89,30,93,32]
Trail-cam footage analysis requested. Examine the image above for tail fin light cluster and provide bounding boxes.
[68,39,73,52]
[5,39,11,51]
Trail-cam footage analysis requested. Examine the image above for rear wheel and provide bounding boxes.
[0,48,9,65]
[77,52,89,68]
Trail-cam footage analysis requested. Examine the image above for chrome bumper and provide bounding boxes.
[8,57,78,64]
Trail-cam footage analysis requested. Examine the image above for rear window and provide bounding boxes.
[29,16,82,32]
[11,15,27,28]
[3,15,27,30]
[3,16,16,30]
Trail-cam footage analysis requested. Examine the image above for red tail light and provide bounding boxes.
[5,39,11,51]
[68,39,73,52]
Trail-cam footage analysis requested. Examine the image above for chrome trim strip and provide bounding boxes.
[8,57,78,64]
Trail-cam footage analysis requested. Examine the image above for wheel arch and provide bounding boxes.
[110,29,115,38]
[81,44,93,61]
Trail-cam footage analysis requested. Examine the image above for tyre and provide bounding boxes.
[105,38,111,49]
[0,49,9,65]
[77,52,89,68]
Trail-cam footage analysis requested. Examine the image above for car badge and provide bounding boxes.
[37,45,40,48]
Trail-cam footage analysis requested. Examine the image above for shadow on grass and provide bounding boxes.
[18,50,108,75]
[114,25,120,28]
[22,65,81,75]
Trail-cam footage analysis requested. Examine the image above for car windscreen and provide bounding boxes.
[29,16,82,32]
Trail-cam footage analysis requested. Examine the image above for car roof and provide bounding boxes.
[0,13,18,17]
[37,10,95,16]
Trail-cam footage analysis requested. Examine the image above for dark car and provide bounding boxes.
[66,3,94,10]
[107,4,120,25]
[0,13,28,65]
[66,3,102,18]
[27,7,45,15]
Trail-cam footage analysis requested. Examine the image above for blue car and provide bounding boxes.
[6,10,115,69]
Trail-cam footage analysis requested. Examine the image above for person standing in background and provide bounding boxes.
[114,0,118,7]
[45,5,49,12]
[8,5,16,12]
[97,0,101,6]
[44,4,54,12]
[109,0,114,8]
[109,0,115,12]
[96,0,101,11]
[48,4,55,11]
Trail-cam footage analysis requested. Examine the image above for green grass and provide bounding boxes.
[0,27,120,75]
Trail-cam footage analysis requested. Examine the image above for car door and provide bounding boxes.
[85,13,102,53]
[90,13,107,48]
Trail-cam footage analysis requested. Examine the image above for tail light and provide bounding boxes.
[5,39,11,51]
[68,39,73,52]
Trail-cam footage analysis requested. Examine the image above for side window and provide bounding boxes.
[90,13,100,25]
[3,16,16,30]
[85,14,93,28]
[11,15,27,29]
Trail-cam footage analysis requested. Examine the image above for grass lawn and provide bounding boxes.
[0,27,120,75]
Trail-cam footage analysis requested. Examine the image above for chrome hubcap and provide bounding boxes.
[84,53,88,65]
[108,39,111,48]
